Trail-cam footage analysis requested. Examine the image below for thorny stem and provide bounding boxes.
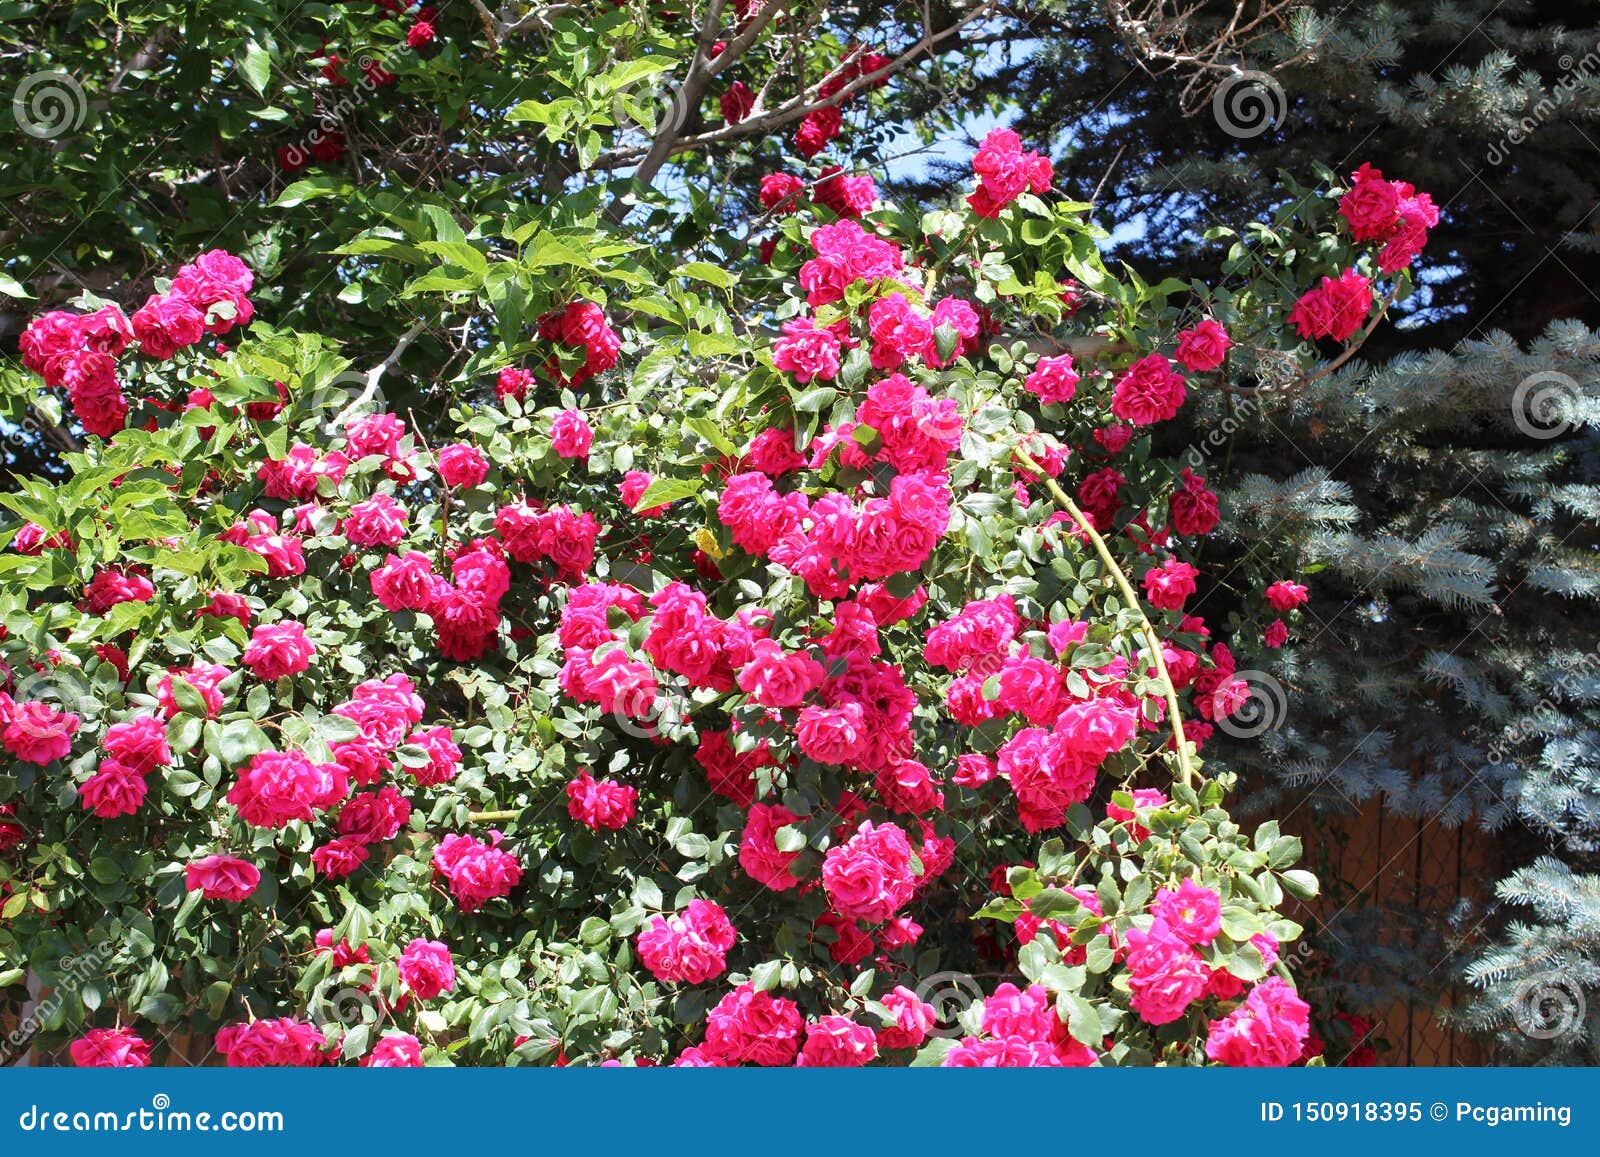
[1012,445,1197,788]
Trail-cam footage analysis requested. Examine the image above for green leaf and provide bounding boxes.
[676,262,738,290]
[683,417,737,456]
[750,960,781,992]
[239,41,272,96]
[633,476,701,512]
[594,57,678,94]
[88,857,120,884]
[1059,992,1103,1045]
[1279,870,1319,900]
[792,386,838,413]
[217,719,272,765]
[773,824,807,853]
[419,240,489,277]
[911,1037,956,1066]
[273,175,353,208]
[1267,835,1303,869]
[1219,904,1264,942]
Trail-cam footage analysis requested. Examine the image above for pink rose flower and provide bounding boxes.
[70,1028,151,1067]
[797,1015,879,1066]
[702,983,805,1066]
[242,621,315,681]
[1288,269,1373,342]
[397,937,456,1000]
[821,819,917,923]
[565,768,636,831]
[1205,977,1311,1066]
[437,443,489,487]
[550,409,594,459]
[2,700,80,764]
[79,758,148,818]
[184,854,262,902]
[1174,319,1231,372]
[636,899,738,984]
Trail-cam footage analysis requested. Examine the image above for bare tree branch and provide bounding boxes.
[596,0,998,177]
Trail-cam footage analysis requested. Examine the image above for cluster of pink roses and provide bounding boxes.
[432,831,522,910]
[18,250,253,436]
[1288,166,1436,345]
[1262,578,1310,649]
[11,130,1379,1071]
[636,899,738,984]
[719,468,951,598]
[215,1018,334,1066]
[1339,163,1439,274]
[1204,978,1313,1066]
[534,301,622,390]
[81,713,172,820]
[783,47,891,157]
[673,978,935,1068]
[968,127,1054,217]
[945,982,1096,1066]
[0,695,81,766]
[760,167,879,221]
[493,303,620,401]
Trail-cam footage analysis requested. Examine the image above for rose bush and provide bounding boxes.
[0,6,1435,1066]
